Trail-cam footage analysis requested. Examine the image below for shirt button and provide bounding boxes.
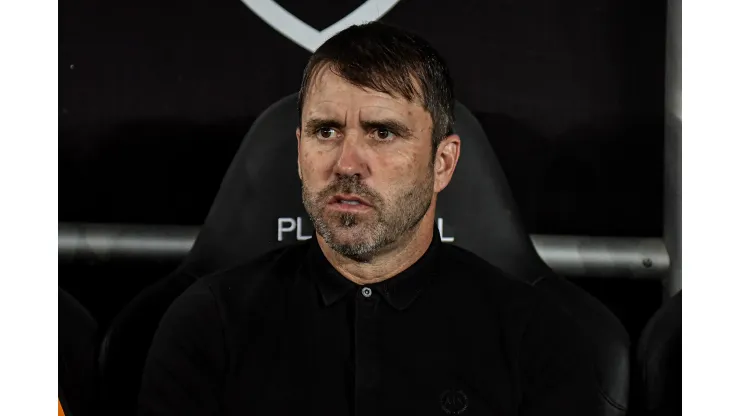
[361,287,372,298]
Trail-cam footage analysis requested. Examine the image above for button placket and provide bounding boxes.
[354,285,380,415]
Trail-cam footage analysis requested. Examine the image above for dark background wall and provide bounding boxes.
[59,0,667,338]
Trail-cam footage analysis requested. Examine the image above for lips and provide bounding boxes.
[329,194,372,207]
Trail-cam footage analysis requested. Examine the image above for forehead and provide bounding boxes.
[303,67,431,125]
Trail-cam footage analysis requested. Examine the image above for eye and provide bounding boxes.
[316,127,338,139]
[374,128,395,141]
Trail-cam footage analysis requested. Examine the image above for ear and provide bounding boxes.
[433,134,461,193]
[296,127,303,180]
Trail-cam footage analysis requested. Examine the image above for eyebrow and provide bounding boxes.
[303,117,413,138]
[304,117,344,133]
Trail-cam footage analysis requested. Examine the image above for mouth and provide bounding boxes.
[327,194,373,212]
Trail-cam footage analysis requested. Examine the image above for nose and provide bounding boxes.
[334,135,369,179]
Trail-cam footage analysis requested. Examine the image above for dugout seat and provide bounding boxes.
[59,287,99,416]
[634,291,682,415]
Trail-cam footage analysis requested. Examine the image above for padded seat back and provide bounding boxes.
[635,291,682,415]
[59,288,99,416]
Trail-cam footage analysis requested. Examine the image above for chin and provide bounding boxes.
[321,216,373,240]
[328,225,372,244]
[326,236,378,262]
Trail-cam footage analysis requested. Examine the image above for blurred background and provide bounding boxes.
[59,0,673,341]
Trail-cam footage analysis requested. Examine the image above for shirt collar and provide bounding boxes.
[307,226,443,311]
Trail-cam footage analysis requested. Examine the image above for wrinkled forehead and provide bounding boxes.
[302,66,430,126]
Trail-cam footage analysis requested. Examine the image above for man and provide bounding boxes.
[138,22,601,415]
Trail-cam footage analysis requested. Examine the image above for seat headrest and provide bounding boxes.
[182,92,548,281]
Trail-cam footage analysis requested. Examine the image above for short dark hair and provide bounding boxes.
[297,22,455,151]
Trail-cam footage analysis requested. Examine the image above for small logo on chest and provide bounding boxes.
[440,389,469,415]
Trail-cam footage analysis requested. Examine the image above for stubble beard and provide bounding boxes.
[302,170,435,262]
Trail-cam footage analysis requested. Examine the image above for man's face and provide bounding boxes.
[297,68,437,261]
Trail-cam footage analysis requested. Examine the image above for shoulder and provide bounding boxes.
[202,241,310,286]
[191,241,312,314]
[151,242,312,355]
[435,243,570,326]
[437,243,538,298]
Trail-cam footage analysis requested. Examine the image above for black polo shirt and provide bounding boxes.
[138,229,602,415]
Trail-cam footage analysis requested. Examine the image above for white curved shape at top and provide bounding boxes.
[241,0,402,52]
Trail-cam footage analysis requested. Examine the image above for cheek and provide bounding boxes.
[374,150,424,189]
[394,147,429,176]
[300,149,332,182]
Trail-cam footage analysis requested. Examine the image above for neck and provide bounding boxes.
[317,210,436,285]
